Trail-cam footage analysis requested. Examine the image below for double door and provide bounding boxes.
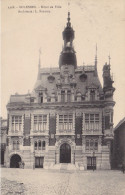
[60,143,71,163]
[35,157,44,168]
[87,157,96,170]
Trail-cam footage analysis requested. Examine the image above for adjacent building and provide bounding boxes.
[113,117,125,169]
[0,118,7,166]
[5,12,115,170]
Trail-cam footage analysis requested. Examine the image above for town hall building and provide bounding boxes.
[5,12,115,170]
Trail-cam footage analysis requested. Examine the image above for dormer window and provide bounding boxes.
[67,90,71,102]
[39,92,43,103]
[61,90,65,102]
[90,89,95,101]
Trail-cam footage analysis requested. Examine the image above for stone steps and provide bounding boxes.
[52,163,78,171]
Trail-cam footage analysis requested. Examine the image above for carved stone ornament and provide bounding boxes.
[55,137,75,150]
[49,110,56,117]
[76,110,82,116]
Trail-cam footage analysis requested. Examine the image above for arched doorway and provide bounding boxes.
[10,154,21,168]
[60,143,71,163]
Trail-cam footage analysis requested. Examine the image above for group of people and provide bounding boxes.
[19,161,25,169]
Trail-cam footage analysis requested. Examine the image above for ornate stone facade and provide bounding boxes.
[5,12,115,170]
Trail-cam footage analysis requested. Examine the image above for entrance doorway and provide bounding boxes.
[1,150,4,165]
[35,157,44,168]
[60,143,71,163]
[87,157,96,170]
[10,154,21,168]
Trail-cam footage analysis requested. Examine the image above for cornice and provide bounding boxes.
[7,99,116,111]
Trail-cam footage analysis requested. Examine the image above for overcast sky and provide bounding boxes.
[1,0,125,126]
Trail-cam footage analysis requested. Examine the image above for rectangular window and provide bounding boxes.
[85,114,99,130]
[59,114,73,131]
[33,115,47,131]
[11,116,22,131]
[85,139,98,151]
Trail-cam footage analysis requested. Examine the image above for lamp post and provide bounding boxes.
[74,151,75,164]
[55,151,56,164]
[93,150,95,171]
[33,151,35,169]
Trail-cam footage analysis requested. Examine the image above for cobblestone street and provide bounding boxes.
[1,168,125,195]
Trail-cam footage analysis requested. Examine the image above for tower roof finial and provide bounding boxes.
[67,11,71,27]
[95,43,98,67]
[68,2,70,12]
[96,43,97,57]
[108,54,111,65]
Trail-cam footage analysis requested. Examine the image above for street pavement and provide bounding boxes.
[1,168,125,195]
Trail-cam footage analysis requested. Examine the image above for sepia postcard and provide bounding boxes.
[1,0,125,194]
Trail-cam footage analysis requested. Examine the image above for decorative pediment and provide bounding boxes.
[76,88,81,94]
[86,82,99,89]
[35,85,47,92]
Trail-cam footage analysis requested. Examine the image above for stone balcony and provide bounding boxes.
[104,129,114,139]
[8,130,23,137]
[9,148,21,153]
[83,129,102,136]
[34,150,46,156]
[30,130,49,136]
[56,129,75,136]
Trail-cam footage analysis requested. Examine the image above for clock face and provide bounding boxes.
[66,42,70,47]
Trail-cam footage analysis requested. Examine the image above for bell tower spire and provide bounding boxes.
[59,12,77,69]
[108,54,111,66]
[67,12,71,27]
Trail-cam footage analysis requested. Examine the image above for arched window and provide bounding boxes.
[34,141,37,150]
[38,141,41,150]
[42,141,45,150]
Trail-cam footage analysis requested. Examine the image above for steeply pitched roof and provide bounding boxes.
[33,65,103,96]
[114,117,125,131]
